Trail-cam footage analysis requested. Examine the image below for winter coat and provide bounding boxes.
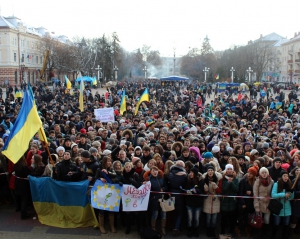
[291,178,300,217]
[30,164,45,177]
[79,158,99,184]
[271,182,294,217]
[121,168,141,188]
[168,165,188,211]
[219,175,239,212]
[267,166,285,182]
[143,170,166,211]
[202,172,222,214]
[189,146,202,162]
[238,177,255,213]
[14,165,30,196]
[171,142,183,158]
[184,173,205,208]
[253,177,274,213]
[53,159,79,182]
[95,167,117,183]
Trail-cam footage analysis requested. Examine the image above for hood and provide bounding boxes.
[143,169,164,181]
[134,146,142,153]
[202,171,223,181]
[189,146,202,161]
[122,129,133,139]
[170,165,187,175]
[171,141,183,152]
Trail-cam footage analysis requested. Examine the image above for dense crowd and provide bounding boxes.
[0,80,300,239]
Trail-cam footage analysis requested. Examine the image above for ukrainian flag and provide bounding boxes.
[2,89,42,163]
[29,176,98,228]
[134,88,150,115]
[65,75,72,89]
[15,90,23,98]
[79,76,85,112]
[92,77,97,86]
[120,90,126,115]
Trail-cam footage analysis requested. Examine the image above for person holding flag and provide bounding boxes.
[120,90,126,116]
[134,88,150,115]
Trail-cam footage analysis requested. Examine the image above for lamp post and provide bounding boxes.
[246,67,253,83]
[173,47,176,75]
[203,67,210,82]
[114,66,118,81]
[94,65,102,83]
[143,66,147,80]
[230,67,235,83]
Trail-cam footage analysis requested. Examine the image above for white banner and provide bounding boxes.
[94,108,114,122]
[121,182,151,211]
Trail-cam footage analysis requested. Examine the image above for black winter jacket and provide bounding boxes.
[53,160,79,182]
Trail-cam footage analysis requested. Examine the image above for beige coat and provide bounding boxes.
[202,172,222,214]
[253,178,274,213]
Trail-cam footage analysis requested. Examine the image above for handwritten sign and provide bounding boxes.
[121,182,151,211]
[94,108,114,122]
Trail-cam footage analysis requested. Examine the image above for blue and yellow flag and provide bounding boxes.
[29,176,98,228]
[65,75,72,89]
[2,89,42,163]
[134,88,150,115]
[92,77,97,86]
[79,76,85,112]
[15,90,23,98]
[120,90,126,115]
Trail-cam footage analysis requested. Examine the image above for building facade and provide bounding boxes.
[0,15,70,86]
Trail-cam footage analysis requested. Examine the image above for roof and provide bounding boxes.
[281,34,300,46]
[0,16,16,29]
[255,32,285,43]
[273,38,289,47]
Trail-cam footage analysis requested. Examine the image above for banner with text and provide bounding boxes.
[94,108,114,122]
[121,182,151,211]
[91,180,122,212]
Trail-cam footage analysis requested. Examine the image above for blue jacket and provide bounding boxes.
[271,182,294,217]
[0,121,13,131]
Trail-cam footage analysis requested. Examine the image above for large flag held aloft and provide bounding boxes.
[134,88,150,115]
[120,90,126,115]
[65,75,72,89]
[2,89,42,163]
[79,74,85,112]
[29,176,98,228]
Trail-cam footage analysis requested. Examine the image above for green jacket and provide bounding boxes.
[219,177,239,211]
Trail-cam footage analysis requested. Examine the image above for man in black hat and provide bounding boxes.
[79,150,99,184]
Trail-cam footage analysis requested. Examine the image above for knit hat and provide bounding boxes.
[89,147,98,154]
[163,151,171,159]
[56,146,65,153]
[276,150,285,157]
[92,141,101,147]
[80,128,87,134]
[206,164,215,172]
[71,143,77,150]
[102,149,112,156]
[225,164,234,171]
[190,167,199,175]
[212,146,220,153]
[203,152,213,159]
[81,150,91,158]
[273,157,282,163]
[263,142,269,149]
[281,163,290,172]
[248,165,259,176]
[207,143,215,151]
[250,149,259,156]
[259,167,269,176]
[280,170,289,177]
[88,126,94,132]
[222,150,230,156]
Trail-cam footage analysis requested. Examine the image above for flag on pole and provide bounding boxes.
[79,76,85,112]
[65,75,72,89]
[15,90,23,98]
[2,89,43,163]
[134,88,150,115]
[27,85,48,144]
[216,74,219,80]
[92,77,97,86]
[120,90,126,115]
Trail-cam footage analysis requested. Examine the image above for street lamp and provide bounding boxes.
[246,67,253,83]
[230,67,235,83]
[94,65,102,83]
[114,66,118,81]
[143,66,147,80]
[203,67,210,82]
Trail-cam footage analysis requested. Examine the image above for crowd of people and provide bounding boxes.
[0,80,300,239]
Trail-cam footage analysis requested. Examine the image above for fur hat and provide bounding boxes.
[56,146,65,153]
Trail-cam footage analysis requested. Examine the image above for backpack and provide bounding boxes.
[139,228,162,239]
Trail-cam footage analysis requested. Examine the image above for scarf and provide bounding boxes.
[260,175,270,187]
[135,167,143,175]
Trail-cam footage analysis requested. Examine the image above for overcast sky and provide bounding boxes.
[2,0,300,56]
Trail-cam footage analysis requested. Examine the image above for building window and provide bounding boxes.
[22,54,24,62]
[31,42,34,48]
[40,56,42,64]
[36,56,38,64]
[14,53,17,62]
[15,71,18,84]
[32,55,34,63]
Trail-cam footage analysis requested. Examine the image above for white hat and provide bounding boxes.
[56,146,65,153]
[212,146,220,153]
[259,167,269,176]
[102,150,112,155]
[120,119,125,123]
[225,164,234,171]
[250,149,259,156]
